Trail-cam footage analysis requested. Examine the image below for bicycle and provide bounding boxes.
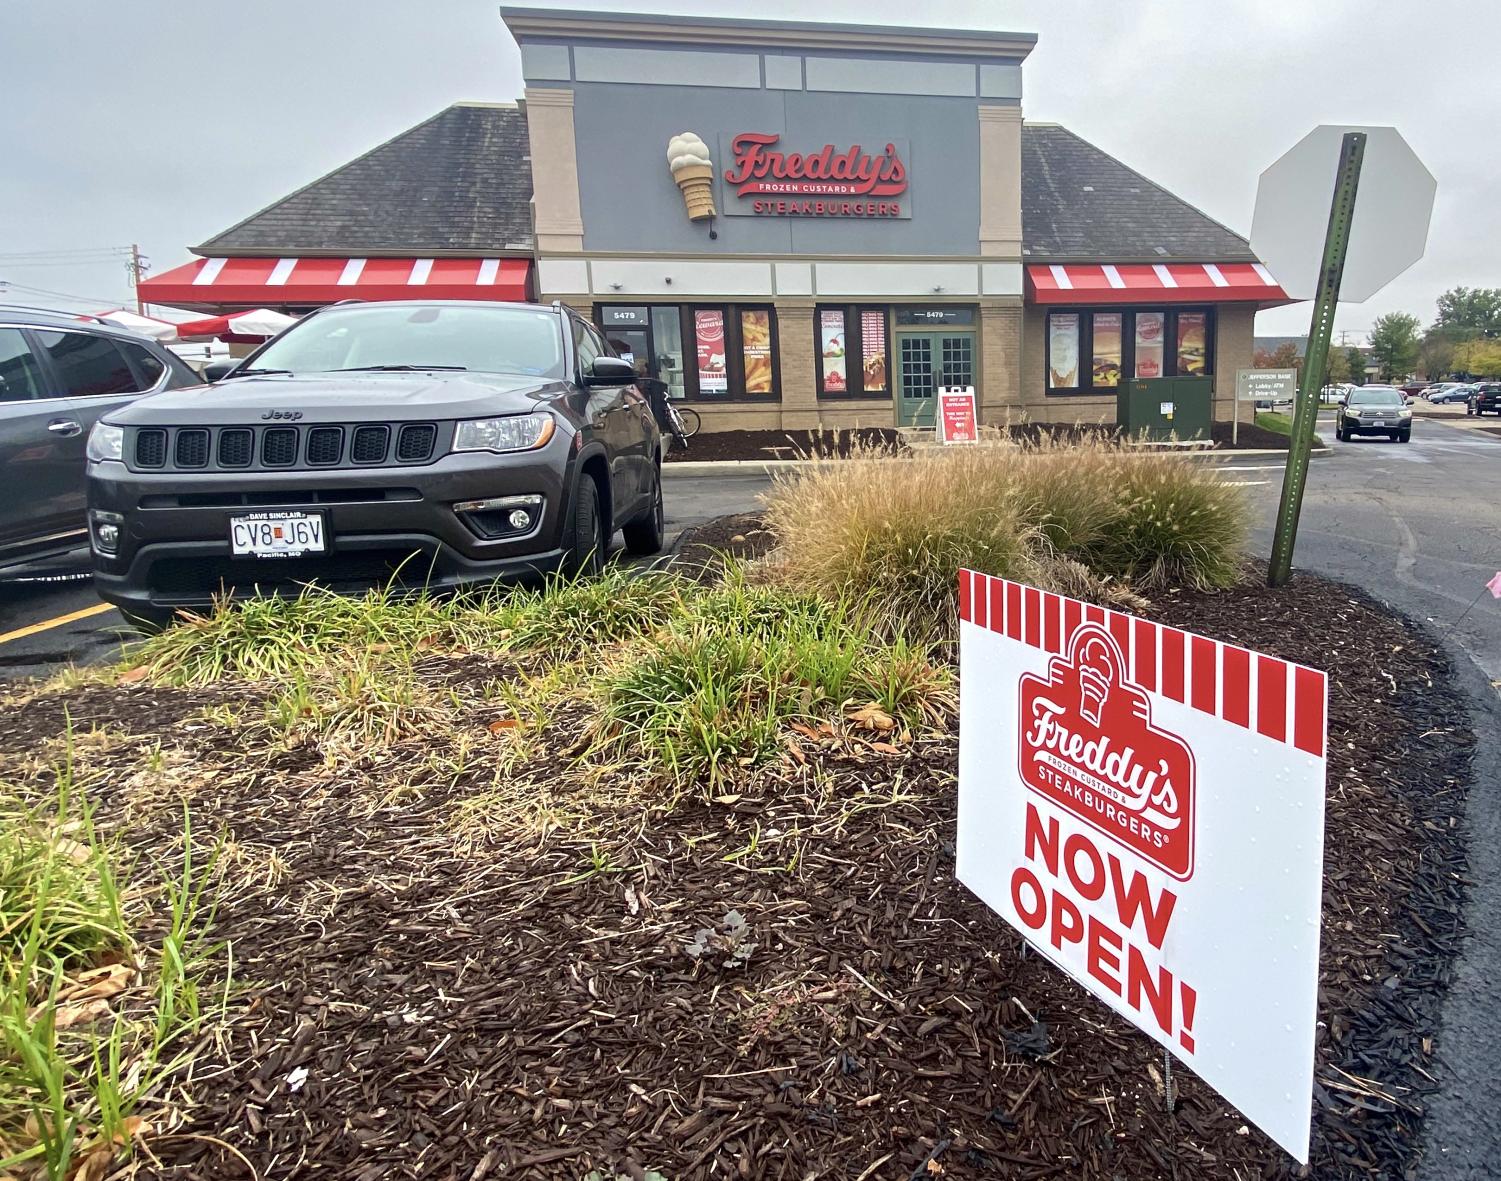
[663,400,700,445]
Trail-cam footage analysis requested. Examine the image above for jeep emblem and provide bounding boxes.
[261,410,304,421]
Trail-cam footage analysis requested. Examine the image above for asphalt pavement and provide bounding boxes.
[0,419,1498,1171]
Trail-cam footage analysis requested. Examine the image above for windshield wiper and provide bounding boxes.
[232,367,293,377]
[332,364,468,372]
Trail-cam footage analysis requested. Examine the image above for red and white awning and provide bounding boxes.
[1026,262,1289,305]
[175,308,299,342]
[139,256,532,311]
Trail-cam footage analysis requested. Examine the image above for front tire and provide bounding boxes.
[622,465,665,555]
[1399,430,1411,443]
[564,476,607,578]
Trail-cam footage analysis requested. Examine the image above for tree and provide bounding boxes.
[1345,347,1367,385]
[1367,312,1422,382]
[1320,347,1351,386]
[1255,341,1302,370]
[1453,337,1501,378]
[1434,287,1501,338]
[1419,331,1457,381]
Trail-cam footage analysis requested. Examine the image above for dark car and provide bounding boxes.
[86,300,664,627]
[1,306,202,579]
[1467,382,1501,415]
[1335,385,1412,443]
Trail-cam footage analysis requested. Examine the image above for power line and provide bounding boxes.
[0,279,134,307]
[0,247,132,261]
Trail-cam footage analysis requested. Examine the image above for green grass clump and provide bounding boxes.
[1255,411,1293,435]
[597,577,950,787]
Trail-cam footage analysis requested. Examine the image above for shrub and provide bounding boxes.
[761,439,1249,639]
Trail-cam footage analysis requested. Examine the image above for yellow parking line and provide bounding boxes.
[0,602,116,647]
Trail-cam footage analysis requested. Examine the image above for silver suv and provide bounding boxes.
[0,307,201,577]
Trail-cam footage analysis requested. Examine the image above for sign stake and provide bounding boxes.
[1268,131,1366,587]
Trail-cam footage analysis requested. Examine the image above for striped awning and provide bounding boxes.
[139,256,532,311]
[1026,262,1289,305]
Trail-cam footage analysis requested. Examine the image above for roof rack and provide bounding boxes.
[0,303,109,325]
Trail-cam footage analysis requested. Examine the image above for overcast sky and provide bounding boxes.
[3,0,1494,341]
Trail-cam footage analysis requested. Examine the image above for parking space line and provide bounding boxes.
[0,602,115,647]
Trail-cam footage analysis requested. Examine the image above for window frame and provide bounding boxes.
[815,304,892,400]
[1045,306,1216,396]
[675,304,782,404]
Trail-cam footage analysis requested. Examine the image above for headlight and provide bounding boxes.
[1398,408,1412,418]
[86,422,124,463]
[452,412,555,454]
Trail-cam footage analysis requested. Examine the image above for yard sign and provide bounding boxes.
[937,386,978,444]
[956,571,1327,1162]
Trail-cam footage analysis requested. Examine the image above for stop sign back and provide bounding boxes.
[1251,125,1435,303]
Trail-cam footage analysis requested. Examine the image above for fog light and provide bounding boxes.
[91,511,123,555]
[508,509,531,530]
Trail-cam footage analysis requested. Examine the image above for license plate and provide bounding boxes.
[230,512,325,558]
[1370,419,1386,426]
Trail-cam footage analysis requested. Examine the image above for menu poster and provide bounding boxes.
[695,309,728,394]
[741,310,773,394]
[1092,312,1123,388]
[1049,313,1080,388]
[1177,312,1208,376]
[820,310,848,392]
[1135,311,1166,380]
[860,310,887,392]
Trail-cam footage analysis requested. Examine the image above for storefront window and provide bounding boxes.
[694,309,729,395]
[1048,313,1081,389]
[1047,308,1215,394]
[650,306,686,400]
[860,310,888,393]
[741,310,773,394]
[817,305,891,398]
[819,309,849,394]
[1177,311,1208,377]
[1134,311,1166,379]
[1091,312,1122,388]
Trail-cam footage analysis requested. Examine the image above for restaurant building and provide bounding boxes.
[141,8,1290,432]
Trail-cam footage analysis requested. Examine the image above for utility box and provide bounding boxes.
[1117,376,1213,441]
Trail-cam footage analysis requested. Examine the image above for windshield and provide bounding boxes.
[1349,388,1403,406]
[244,304,565,379]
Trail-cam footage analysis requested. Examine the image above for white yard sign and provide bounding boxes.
[956,571,1328,1161]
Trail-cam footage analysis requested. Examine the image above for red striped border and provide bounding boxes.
[957,569,1327,758]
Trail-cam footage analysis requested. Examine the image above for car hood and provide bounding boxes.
[107,371,565,426]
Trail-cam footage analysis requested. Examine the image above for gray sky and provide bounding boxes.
[2,0,1493,340]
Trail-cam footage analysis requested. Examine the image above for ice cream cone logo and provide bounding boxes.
[667,132,716,222]
[1075,632,1118,726]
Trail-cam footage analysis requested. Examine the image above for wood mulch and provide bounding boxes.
[664,428,907,463]
[0,570,1471,1180]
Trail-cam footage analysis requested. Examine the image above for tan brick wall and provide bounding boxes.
[775,302,821,431]
[977,299,1023,425]
[1214,304,1256,425]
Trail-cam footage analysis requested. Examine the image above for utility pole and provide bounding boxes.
[1268,132,1366,588]
[128,243,148,314]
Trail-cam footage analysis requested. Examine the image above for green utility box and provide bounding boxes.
[1116,376,1213,442]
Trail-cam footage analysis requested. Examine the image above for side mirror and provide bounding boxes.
[586,356,636,387]
[203,360,240,382]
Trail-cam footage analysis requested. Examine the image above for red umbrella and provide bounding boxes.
[175,308,297,343]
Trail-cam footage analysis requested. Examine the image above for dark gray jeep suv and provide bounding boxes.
[87,300,663,626]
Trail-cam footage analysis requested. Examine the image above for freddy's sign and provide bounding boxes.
[719,132,911,218]
[956,571,1328,1162]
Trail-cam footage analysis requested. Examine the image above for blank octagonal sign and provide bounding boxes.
[1251,125,1435,304]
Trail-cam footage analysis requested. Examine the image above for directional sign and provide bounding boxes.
[1251,126,1434,303]
[1237,368,1298,403]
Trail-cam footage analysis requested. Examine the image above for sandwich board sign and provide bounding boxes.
[956,570,1328,1161]
[937,386,978,444]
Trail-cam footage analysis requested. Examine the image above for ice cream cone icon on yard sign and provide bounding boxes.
[668,132,716,221]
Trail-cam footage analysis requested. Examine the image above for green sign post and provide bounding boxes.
[1267,131,1366,588]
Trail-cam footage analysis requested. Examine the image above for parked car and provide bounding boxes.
[87,300,664,628]
[1335,385,1412,442]
[1400,382,1428,400]
[1424,382,1464,401]
[1429,384,1474,405]
[1468,382,1501,415]
[0,306,202,579]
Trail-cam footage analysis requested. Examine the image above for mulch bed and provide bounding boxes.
[0,569,1472,1179]
[665,428,907,463]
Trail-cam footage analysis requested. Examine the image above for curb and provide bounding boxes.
[663,447,1326,477]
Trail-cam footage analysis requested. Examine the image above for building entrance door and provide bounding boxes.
[896,330,975,427]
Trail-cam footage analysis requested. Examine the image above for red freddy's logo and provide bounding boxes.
[722,133,908,198]
[1018,624,1196,879]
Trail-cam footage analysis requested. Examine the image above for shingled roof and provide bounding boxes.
[195,103,534,256]
[1020,123,1255,263]
[193,105,1253,265]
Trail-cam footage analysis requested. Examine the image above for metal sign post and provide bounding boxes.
[1267,132,1365,587]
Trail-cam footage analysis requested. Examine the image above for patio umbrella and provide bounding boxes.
[86,308,181,341]
[174,308,297,343]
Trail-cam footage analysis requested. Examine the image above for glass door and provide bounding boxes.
[897,330,974,427]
